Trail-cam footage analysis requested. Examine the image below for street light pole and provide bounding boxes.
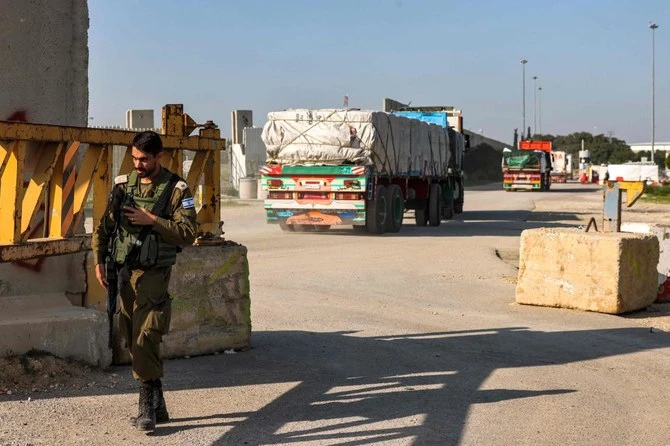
[649,22,659,165]
[538,86,542,134]
[533,76,538,136]
[521,59,528,139]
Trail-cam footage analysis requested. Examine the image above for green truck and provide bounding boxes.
[260,108,467,234]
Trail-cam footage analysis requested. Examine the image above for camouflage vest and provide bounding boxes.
[112,170,178,268]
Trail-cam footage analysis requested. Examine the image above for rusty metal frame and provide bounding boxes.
[0,104,225,262]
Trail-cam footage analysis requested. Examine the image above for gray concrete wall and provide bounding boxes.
[0,0,89,125]
[0,0,90,300]
[0,1,97,364]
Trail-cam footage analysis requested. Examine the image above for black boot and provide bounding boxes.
[130,380,170,426]
[134,382,156,432]
[154,380,170,423]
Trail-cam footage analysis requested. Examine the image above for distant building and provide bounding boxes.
[629,142,670,157]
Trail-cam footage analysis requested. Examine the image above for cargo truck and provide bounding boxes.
[260,108,467,234]
[502,140,552,191]
[550,150,568,183]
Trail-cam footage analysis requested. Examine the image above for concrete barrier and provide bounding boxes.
[0,293,111,367]
[516,228,659,314]
[112,243,251,363]
[239,178,258,200]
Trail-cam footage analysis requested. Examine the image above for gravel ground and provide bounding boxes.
[1,181,669,445]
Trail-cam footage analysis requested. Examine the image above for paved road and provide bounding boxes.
[2,183,670,445]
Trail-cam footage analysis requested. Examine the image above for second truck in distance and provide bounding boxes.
[260,107,468,234]
[502,140,553,191]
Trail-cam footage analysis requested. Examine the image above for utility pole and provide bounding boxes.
[538,86,542,134]
[649,22,659,165]
[533,76,538,137]
[521,59,528,139]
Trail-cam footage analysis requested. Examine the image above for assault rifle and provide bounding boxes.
[105,255,118,349]
[106,184,125,350]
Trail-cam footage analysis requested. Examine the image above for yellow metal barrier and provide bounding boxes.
[0,104,225,262]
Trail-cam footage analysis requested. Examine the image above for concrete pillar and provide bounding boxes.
[0,0,89,125]
[0,1,100,365]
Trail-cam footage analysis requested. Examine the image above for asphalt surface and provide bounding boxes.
[1,182,669,446]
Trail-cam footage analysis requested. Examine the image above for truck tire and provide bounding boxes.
[454,181,464,214]
[442,181,454,220]
[366,185,388,234]
[428,183,442,227]
[385,184,404,233]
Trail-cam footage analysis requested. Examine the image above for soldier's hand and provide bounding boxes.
[123,205,156,226]
[95,263,108,291]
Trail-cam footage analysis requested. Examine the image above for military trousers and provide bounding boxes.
[119,265,173,382]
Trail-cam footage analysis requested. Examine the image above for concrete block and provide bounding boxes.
[0,293,111,368]
[516,228,659,314]
[113,243,251,363]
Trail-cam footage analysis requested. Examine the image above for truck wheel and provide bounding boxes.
[385,184,404,233]
[428,183,442,227]
[453,182,464,214]
[366,185,388,234]
[442,182,454,220]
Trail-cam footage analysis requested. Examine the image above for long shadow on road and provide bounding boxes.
[157,326,670,445]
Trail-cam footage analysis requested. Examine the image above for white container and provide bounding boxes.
[238,177,258,200]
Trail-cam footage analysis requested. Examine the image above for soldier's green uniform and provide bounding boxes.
[92,167,197,382]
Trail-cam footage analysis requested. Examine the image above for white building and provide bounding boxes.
[629,142,670,157]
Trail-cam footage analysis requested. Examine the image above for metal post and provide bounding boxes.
[533,76,538,136]
[649,23,658,165]
[521,59,528,138]
[538,86,542,134]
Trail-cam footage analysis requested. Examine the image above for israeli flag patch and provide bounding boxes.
[182,197,195,209]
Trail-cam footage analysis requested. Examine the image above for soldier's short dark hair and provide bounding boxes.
[132,131,163,156]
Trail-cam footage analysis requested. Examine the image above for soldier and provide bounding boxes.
[92,130,197,432]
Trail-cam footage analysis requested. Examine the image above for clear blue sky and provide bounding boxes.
[89,0,669,145]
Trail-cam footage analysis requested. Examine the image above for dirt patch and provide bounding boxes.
[0,350,120,396]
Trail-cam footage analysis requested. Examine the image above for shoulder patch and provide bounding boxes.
[181,197,195,209]
[175,180,188,191]
[114,174,128,185]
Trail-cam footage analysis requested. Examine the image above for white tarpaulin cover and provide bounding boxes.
[262,109,454,176]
